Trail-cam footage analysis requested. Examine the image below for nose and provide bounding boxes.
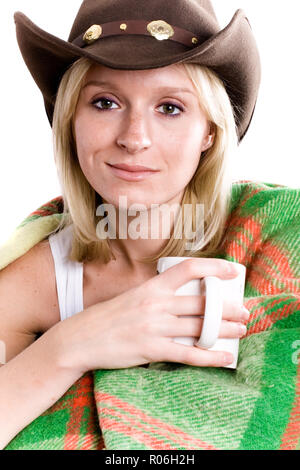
[116,111,152,154]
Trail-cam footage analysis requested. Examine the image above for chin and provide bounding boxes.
[119,198,153,213]
[98,191,148,210]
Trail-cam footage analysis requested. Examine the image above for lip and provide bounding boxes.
[107,163,159,182]
[108,163,158,172]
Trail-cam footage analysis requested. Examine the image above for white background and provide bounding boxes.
[0,1,299,246]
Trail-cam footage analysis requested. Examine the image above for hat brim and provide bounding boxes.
[14,9,260,142]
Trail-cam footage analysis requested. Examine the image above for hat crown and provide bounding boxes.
[68,0,220,43]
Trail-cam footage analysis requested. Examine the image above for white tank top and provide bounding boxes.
[48,224,83,321]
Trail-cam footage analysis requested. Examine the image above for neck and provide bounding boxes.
[98,193,185,269]
[108,206,177,268]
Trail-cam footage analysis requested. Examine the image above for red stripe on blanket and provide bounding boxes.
[100,406,206,450]
[80,433,101,451]
[64,402,85,450]
[45,374,93,414]
[80,427,105,450]
[260,242,297,287]
[29,210,57,217]
[224,230,247,261]
[245,296,299,336]
[245,296,290,322]
[223,185,264,234]
[81,401,104,450]
[223,216,262,265]
[246,302,291,336]
[280,362,300,450]
[96,392,218,450]
[64,375,95,450]
[35,373,97,450]
[100,416,179,449]
[27,197,63,218]
[248,249,297,296]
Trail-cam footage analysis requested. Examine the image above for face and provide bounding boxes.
[74,63,214,211]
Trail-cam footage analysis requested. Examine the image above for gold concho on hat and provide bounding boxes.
[147,20,174,41]
[83,25,102,44]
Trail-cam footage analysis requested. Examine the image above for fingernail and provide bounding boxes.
[223,353,234,365]
[228,262,239,274]
[238,323,247,337]
[241,306,250,320]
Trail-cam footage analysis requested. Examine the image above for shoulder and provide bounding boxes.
[0,238,60,335]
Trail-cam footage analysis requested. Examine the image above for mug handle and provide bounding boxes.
[195,276,222,349]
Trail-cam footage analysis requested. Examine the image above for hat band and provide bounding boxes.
[72,19,204,48]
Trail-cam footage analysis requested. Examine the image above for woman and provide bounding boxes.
[1,0,298,451]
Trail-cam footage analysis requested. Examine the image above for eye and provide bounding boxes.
[91,97,184,117]
[158,102,183,117]
[91,97,118,110]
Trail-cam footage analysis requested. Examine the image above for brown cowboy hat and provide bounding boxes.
[14,0,261,142]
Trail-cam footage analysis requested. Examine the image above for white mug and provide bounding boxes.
[157,257,246,369]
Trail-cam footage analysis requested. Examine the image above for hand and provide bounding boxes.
[51,258,249,374]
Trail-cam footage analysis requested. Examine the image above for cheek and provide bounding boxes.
[163,120,205,169]
[74,116,94,159]
[74,113,112,161]
[73,118,99,183]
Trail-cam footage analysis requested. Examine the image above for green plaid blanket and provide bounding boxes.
[1,181,299,450]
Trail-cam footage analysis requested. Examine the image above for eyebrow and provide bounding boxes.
[82,80,196,95]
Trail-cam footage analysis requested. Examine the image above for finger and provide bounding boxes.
[156,258,239,293]
[161,339,234,367]
[222,299,250,322]
[219,320,247,338]
[162,317,247,339]
[164,295,249,323]
[163,295,206,316]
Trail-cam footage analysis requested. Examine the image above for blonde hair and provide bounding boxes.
[50,57,238,264]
